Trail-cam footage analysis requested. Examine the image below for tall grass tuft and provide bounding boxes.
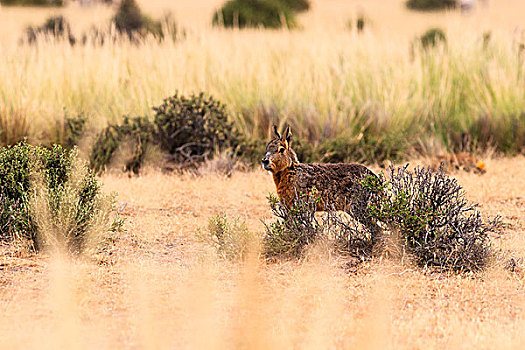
[0,105,30,147]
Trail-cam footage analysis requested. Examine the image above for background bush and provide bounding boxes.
[154,92,240,165]
[90,116,154,174]
[419,27,447,49]
[24,15,76,44]
[90,92,240,173]
[0,142,118,253]
[212,0,297,29]
[280,0,310,12]
[406,0,456,11]
[112,0,179,41]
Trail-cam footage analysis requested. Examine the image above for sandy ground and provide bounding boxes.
[0,156,524,349]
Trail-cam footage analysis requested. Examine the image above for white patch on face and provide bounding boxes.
[267,171,273,176]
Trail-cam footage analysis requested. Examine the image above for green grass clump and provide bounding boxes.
[213,0,297,29]
[0,142,119,253]
[196,213,254,261]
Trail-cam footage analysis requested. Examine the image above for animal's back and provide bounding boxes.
[294,162,376,207]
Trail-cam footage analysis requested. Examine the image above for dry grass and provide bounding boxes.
[1,1,524,348]
[1,0,525,155]
[0,156,524,349]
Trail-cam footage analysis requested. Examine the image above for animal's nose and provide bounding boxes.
[262,158,269,166]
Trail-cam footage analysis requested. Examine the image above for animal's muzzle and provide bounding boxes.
[261,158,271,171]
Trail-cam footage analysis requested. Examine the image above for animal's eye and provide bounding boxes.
[278,147,285,153]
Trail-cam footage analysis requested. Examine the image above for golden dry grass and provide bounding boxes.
[1,1,525,348]
[1,156,524,349]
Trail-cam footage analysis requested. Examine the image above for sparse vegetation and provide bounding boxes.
[196,213,254,261]
[263,192,322,259]
[0,105,30,147]
[280,0,310,12]
[47,110,87,150]
[0,142,119,253]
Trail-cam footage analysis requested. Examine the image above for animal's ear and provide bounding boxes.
[283,125,292,147]
[272,125,281,140]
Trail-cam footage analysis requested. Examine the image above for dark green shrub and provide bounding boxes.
[113,0,171,40]
[280,0,310,12]
[0,142,118,253]
[0,0,63,6]
[365,165,501,271]
[154,92,240,165]
[90,92,239,173]
[196,213,254,261]
[25,15,76,44]
[406,0,456,11]
[419,27,447,49]
[90,116,154,174]
[212,0,297,29]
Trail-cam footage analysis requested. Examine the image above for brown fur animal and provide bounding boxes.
[262,125,380,240]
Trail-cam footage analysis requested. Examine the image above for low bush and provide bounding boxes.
[365,165,501,271]
[406,0,456,11]
[90,92,240,173]
[196,213,254,261]
[90,116,154,174]
[112,0,180,41]
[113,0,161,39]
[419,27,447,50]
[154,92,240,165]
[0,142,119,253]
[263,192,322,259]
[24,15,76,44]
[262,165,499,272]
[263,189,377,260]
[212,0,297,29]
